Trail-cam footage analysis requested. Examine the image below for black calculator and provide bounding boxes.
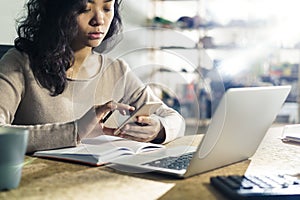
[210,174,300,200]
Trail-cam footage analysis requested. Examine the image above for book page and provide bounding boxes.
[108,140,164,154]
[82,135,164,154]
[81,135,124,145]
[34,143,132,157]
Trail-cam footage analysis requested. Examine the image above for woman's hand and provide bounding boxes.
[118,115,166,143]
[76,101,135,140]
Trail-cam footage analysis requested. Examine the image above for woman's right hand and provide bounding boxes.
[76,101,135,141]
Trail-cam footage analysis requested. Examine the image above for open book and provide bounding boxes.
[33,135,165,166]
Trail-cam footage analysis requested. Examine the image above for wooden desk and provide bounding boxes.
[1,125,299,200]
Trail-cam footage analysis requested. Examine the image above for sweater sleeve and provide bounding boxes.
[0,49,78,153]
[0,122,78,153]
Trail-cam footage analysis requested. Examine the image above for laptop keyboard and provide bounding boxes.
[143,152,194,170]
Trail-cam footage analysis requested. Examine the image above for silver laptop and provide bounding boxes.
[110,86,291,178]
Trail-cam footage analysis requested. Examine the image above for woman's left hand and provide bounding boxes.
[118,116,165,143]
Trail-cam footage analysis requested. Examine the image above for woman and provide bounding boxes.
[0,0,185,153]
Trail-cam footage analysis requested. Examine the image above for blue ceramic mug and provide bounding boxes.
[0,127,28,190]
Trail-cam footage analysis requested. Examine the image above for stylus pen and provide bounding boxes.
[101,98,124,123]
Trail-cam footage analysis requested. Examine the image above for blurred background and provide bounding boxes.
[119,0,300,133]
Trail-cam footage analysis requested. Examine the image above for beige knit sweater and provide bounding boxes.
[0,48,185,153]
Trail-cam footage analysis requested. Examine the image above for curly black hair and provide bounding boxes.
[15,0,122,96]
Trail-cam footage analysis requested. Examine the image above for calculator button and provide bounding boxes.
[217,176,241,189]
[228,176,254,189]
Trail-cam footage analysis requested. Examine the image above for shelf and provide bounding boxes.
[146,20,267,31]
[261,75,298,81]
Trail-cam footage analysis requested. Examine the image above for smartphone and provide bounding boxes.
[113,102,162,136]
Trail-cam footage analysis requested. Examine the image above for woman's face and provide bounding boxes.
[71,0,115,51]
